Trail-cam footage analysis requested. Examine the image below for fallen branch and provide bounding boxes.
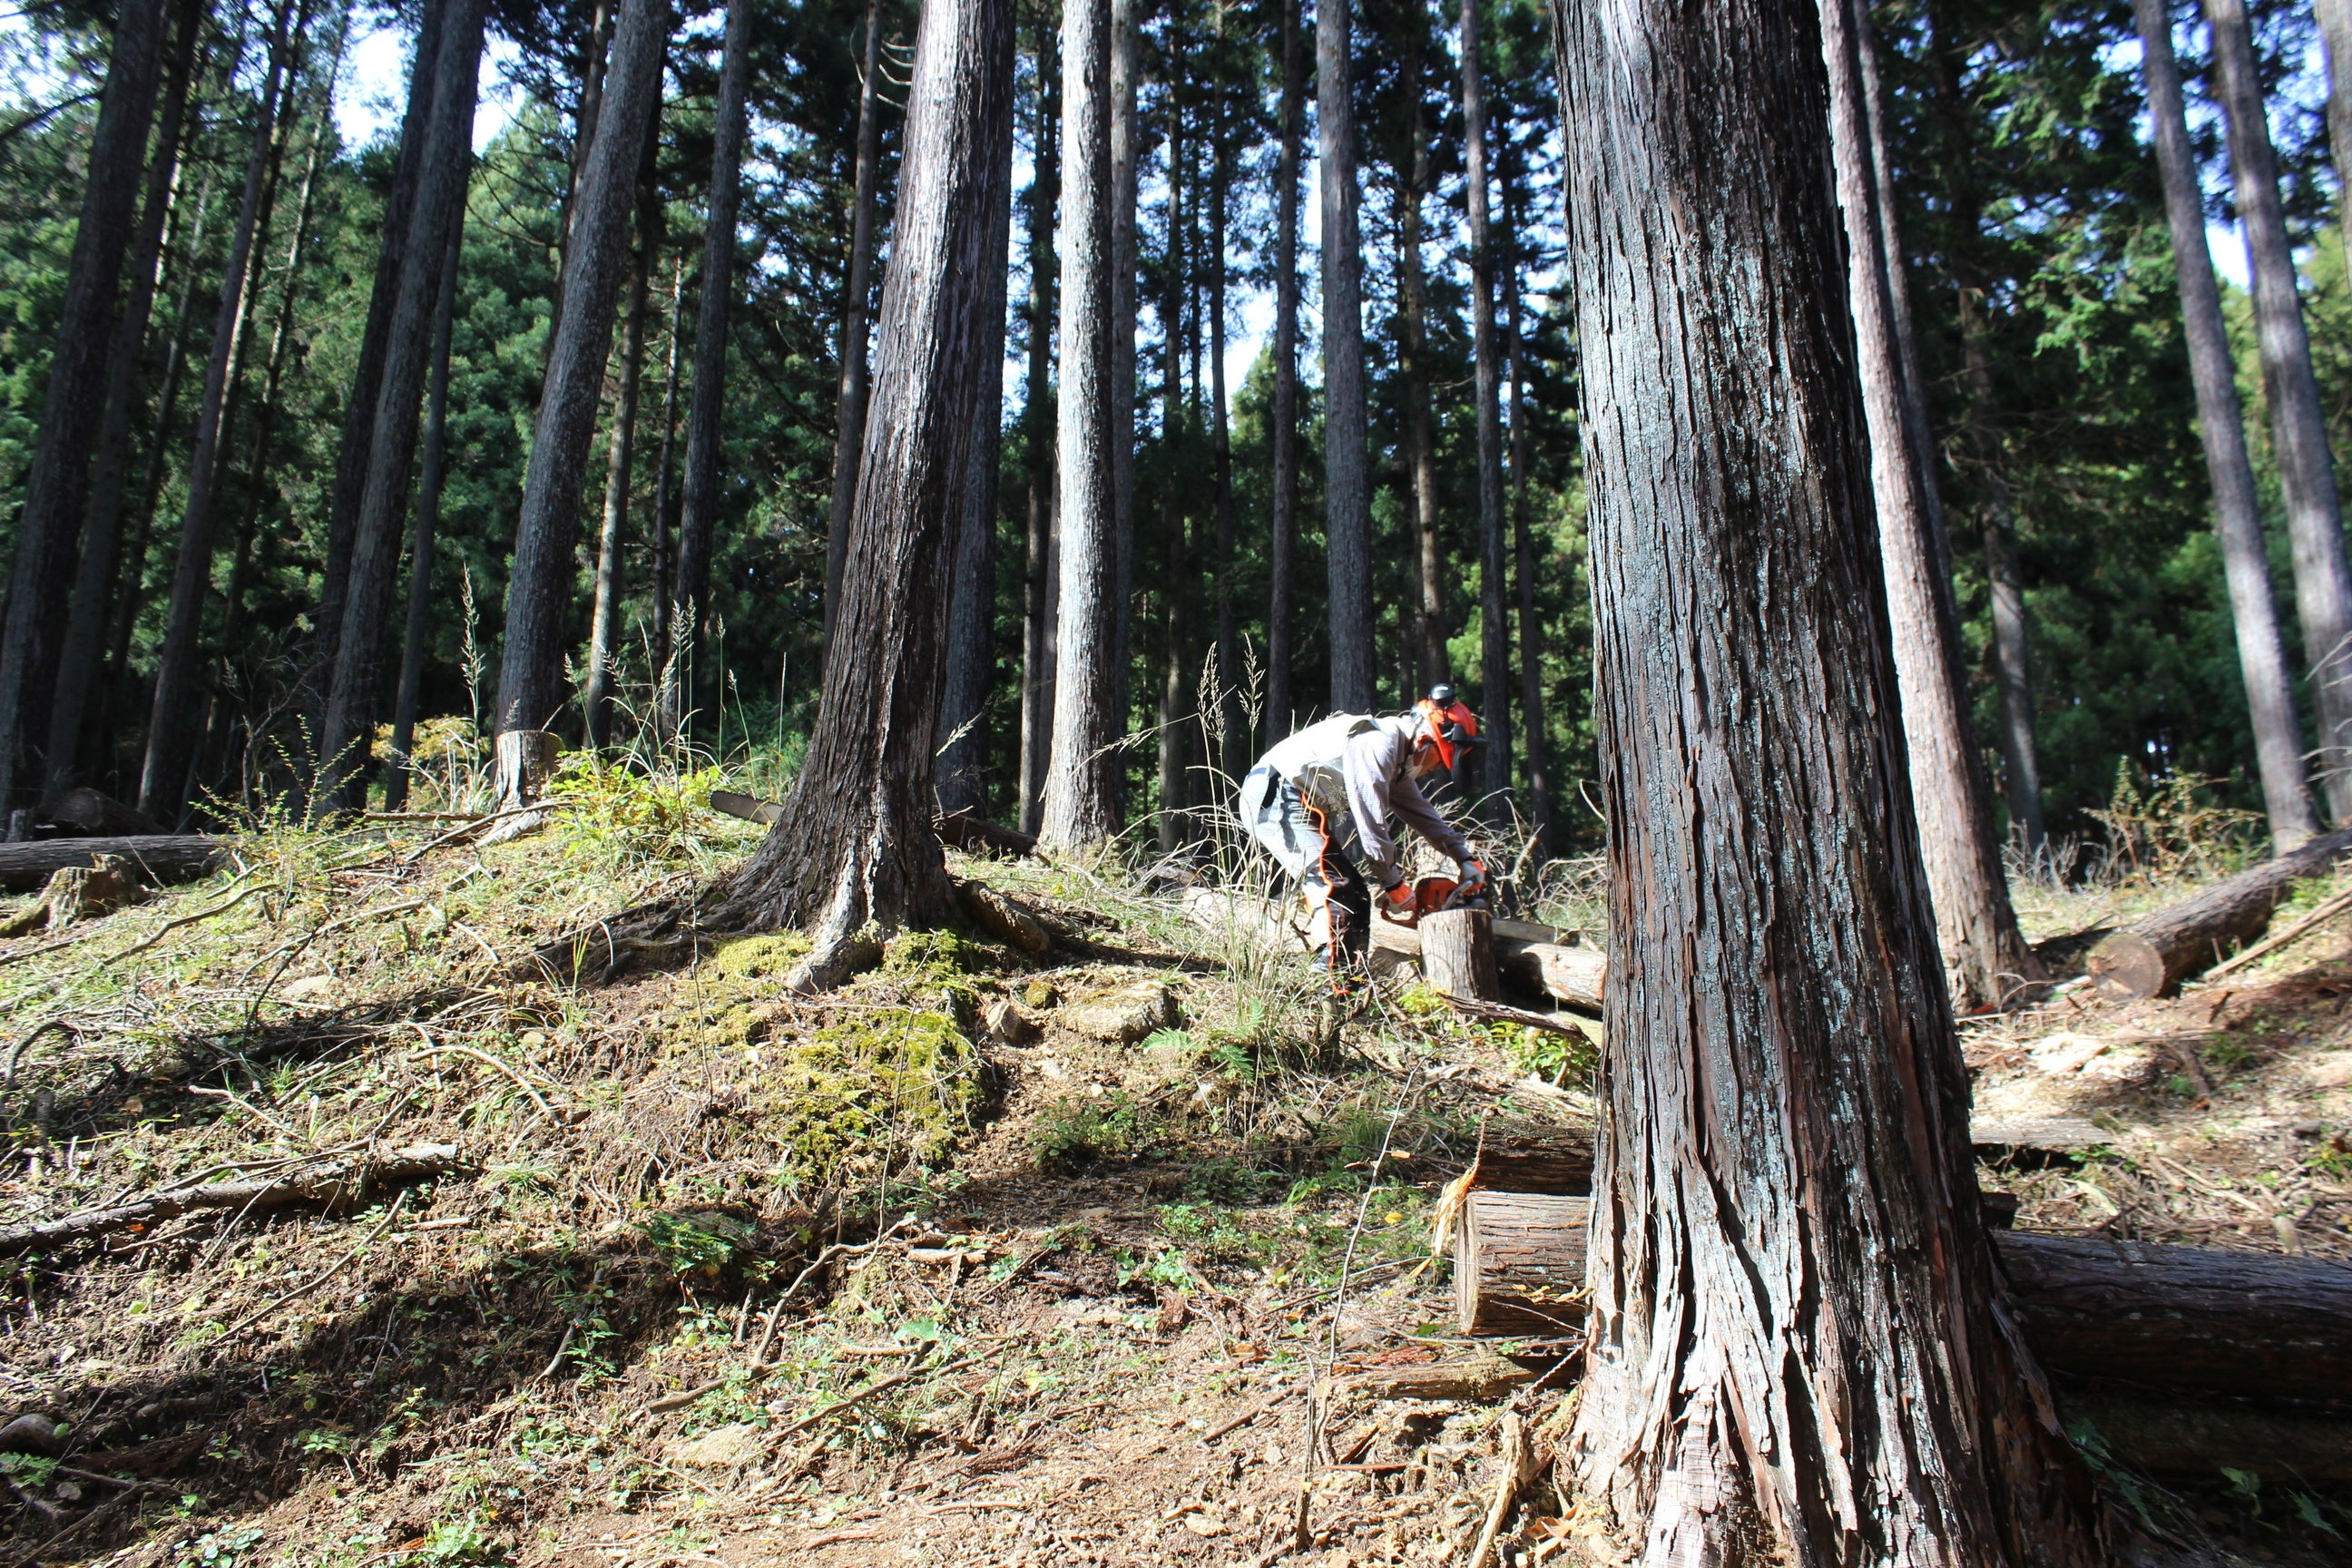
[0,835,226,894]
[2204,884,2352,981]
[0,1143,467,1258]
[1466,1411,1538,1568]
[407,1043,561,1118]
[770,1354,978,1439]
[1200,1383,1303,1445]
[93,880,265,973]
[933,812,1040,858]
[1440,993,1590,1039]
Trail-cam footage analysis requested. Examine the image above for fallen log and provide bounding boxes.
[2086,825,2352,998]
[1454,1192,2352,1413]
[1453,1115,2107,1198]
[0,836,226,895]
[0,1143,469,1258]
[2058,1389,2352,1486]
[40,788,166,838]
[708,789,785,827]
[934,811,1041,858]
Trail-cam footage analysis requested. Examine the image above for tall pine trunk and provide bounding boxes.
[937,174,1013,818]
[1824,0,2036,1010]
[1107,0,1139,803]
[494,0,668,761]
[1501,211,1550,852]
[44,0,201,801]
[0,0,169,810]
[309,0,446,724]
[1460,0,1510,806]
[1266,0,1302,741]
[1926,5,2045,850]
[820,0,887,654]
[1156,82,1189,856]
[664,0,752,743]
[139,0,298,821]
[2319,0,2352,265]
[1015,16,1058,836]
[584,142,661,751]
[2137,0,2318,846]
[385,211,467,813]
[649,255,685,685]
[318,0,486,810]
[1317,0,1372,711]
[1552,0,2112,1554]
[542,1,614,388]
[2205,0,2352,820]
[721,0,1015,985]
[1208,58,1238,785]
[1038,0,1120,852]
[1397,23,1446,697]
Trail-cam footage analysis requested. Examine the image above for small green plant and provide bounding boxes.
[1507,1023,1599,1086]
[180,1528,267,1568]
[1030,1092,1148,1170]
[1,1451,58,1487]
[642,1210,757,1277]
[2203,1037,2258,1074]
[412,1517,507,1566]
[548,753,725,867]
[2306,1136,2352,1181]
[2088,763,2265,885]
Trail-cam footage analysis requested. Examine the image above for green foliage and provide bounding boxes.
[641,1211,758,1279]
[548,755,725,867]
[1030,1092,1150,1171]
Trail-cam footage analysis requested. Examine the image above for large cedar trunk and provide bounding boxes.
[494,0,668,754]
[44,0,200,802]
[1396,39,1446,698]
[2204,0,2352,820]
[820,0,887,655]
[1317,0,1372,712]
[663,0,753,741]
[1106,0,1139,790]
[1265,0,1303,742]
[1552,0,2112,1557]
[721,0,1015,979]
[1037,0,1120,852]
[2323,0,2352,267]
[1823,0,2034,1010]
[137,4,297,823]
[2135,0,2318,846]
[318,0,486,810]
[0,0,168,810]
[1502,189,1551,853]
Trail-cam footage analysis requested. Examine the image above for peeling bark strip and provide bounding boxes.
[721,0,1015,958]
[1551,0,2112,1559]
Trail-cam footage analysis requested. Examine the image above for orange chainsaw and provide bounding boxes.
[1377,873,1485,927]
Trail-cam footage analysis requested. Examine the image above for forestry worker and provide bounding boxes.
[1240,689,1490,981]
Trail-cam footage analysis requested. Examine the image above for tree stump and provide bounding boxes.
[1419,906,1499,1000]
[495,730,562,809]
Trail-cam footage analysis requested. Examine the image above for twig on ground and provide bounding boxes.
[406,1041,560,1117]
[93,879,266,973]
[1465,1410,1536,1568]
[770,1355,978,1440]
[2206,886,2352,981]
[1200,1383,1303,1445]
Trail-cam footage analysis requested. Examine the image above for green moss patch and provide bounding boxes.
[741,1006,982,1179]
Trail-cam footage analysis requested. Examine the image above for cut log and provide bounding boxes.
[2086,825,2352,997]
[40,788,166,838]
[1454,1191,2352,1412]
[0,1143,468,1258]
[1372,916,1604,1012]
[0,836,226,894]
[1419,906,1500,1000]
[2057,1388,2352,1486]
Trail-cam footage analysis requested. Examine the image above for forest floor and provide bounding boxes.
[2,775,2350,1567]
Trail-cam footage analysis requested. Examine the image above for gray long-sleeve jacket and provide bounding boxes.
[1250,713,1475,887]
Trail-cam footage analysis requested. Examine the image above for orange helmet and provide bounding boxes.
[1414,687,1480,772]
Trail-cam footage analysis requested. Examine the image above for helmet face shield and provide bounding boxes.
[1415,696,1481,772]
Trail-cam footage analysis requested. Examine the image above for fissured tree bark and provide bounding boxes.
[1265,0,1303,741]
[820,0,887,655]
[1553,0,2113,1557]
[722,0,1015,983]
[494,0,667,759]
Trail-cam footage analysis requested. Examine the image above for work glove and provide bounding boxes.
[1455,858,1489,898]
[1381,878,1416,914]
